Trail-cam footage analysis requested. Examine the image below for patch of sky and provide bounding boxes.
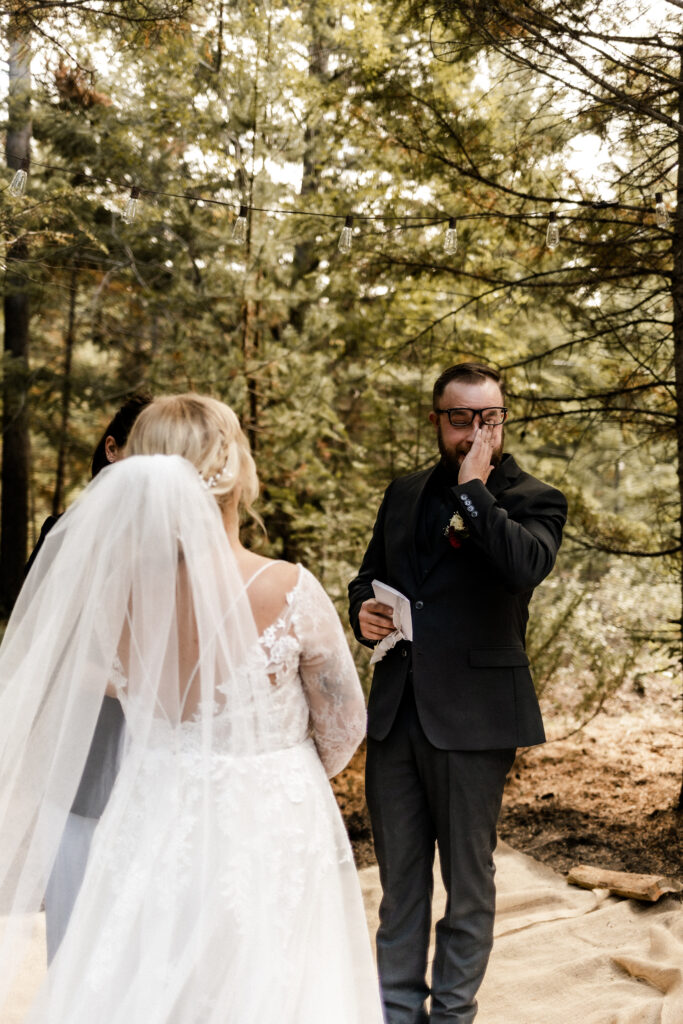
[565,133,613,186]
[400,184,435,204]
[423,224,442,244]
[262,156,302,189]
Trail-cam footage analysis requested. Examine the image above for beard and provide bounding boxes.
[436,423,504,477]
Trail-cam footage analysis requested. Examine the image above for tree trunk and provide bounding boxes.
[290,2,329,333]
[52,269,77,516]
[0,22,31,615]
[672,48,683,812]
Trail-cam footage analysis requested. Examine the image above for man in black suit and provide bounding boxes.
[348,363,567,1024]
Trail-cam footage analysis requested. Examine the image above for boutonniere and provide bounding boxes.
[444,511,469,549]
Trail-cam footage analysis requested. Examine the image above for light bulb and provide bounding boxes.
[655,193,670,230]
[122,186,140,224]
[443,217,458,255]
[546,211,560,250]
[338,214,353,254]
[9,161,28,197]
[233,205,248,244]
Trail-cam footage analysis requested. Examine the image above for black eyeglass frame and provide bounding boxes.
[434,406,508,427]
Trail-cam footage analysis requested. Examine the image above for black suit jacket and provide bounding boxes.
[348,454,567,750]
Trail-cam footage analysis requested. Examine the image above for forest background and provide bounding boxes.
[0,0,680,819]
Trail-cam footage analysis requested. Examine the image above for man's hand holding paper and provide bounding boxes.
[358,598,394,642]
[363,580,413,664]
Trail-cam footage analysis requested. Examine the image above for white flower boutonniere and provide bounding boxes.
[444,511,469,549]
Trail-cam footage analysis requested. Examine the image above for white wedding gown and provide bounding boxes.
[27,565,384,1024]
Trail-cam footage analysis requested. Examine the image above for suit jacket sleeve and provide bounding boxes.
[348,482,393,647]
[24,515,61,577]
[451,477,567,594]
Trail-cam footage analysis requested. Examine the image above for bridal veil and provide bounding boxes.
[0,453,297,1019]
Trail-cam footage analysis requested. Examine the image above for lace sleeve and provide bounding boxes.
[290,568,367,777]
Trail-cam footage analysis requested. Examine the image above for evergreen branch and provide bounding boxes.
[565,531,681,557]
[3,1,194,22]
[432,1,683,131]
[500,320,674,371]
[507,381,675,402]
[517,406,676,422]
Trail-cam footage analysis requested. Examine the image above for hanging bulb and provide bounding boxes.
[654,193,670,230]
[9,159,28,197]
[546,211,560,250]
[233,205,248,244]
[122,186,140,224]
[443,217,458,255]
[338,214,353,254]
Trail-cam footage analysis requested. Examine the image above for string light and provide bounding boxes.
[121,186,140,224]
[443,216,458,255]
[546,211,560,249]
[8,158,29,197]
[0,149,673,258]
[232,204,248,244]
[338,214,354,254]
[655,193,670,229]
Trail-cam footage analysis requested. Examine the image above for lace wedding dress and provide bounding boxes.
[0,457,384,1024]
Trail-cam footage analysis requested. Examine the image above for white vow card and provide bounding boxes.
[369,580,413,664]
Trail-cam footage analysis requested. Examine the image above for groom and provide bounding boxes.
[349,362,567,1023]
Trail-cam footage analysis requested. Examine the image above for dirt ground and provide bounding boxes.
[332,675,682,884]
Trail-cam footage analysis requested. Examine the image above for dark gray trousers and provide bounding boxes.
[44,812,98,963]
[365,681,515,1024]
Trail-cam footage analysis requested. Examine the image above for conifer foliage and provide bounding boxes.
[0,3,679,797]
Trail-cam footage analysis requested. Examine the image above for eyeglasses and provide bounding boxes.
[434,407,507,427]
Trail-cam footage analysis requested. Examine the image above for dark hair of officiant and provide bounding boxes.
[90,393,153,478]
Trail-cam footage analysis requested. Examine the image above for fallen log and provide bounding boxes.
[567,865,682,902]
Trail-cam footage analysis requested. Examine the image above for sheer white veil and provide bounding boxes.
[0,453,266,1018]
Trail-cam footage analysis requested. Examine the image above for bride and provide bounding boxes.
[0,394,384,1023]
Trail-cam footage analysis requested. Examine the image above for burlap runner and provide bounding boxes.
[360,840,683,1023]
[5,841,682,1022]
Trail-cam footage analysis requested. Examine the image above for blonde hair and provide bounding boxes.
[126,394,259,515]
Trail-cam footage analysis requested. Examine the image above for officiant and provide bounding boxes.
[348,362,567,1024]
[25,393,152,961]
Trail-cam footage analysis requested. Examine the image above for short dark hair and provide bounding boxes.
[432,362,504,409]
[91,392,153,478]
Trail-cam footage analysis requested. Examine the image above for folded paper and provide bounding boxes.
[370,580,413,664]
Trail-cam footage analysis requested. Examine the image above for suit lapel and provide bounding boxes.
[420,479,458,581]
[394,456,522,589]
[487,453,521,501]
[403,463,457,584]
[418,455,521,583]
[391,466,436,587]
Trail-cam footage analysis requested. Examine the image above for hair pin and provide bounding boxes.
[200,458,235,491]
